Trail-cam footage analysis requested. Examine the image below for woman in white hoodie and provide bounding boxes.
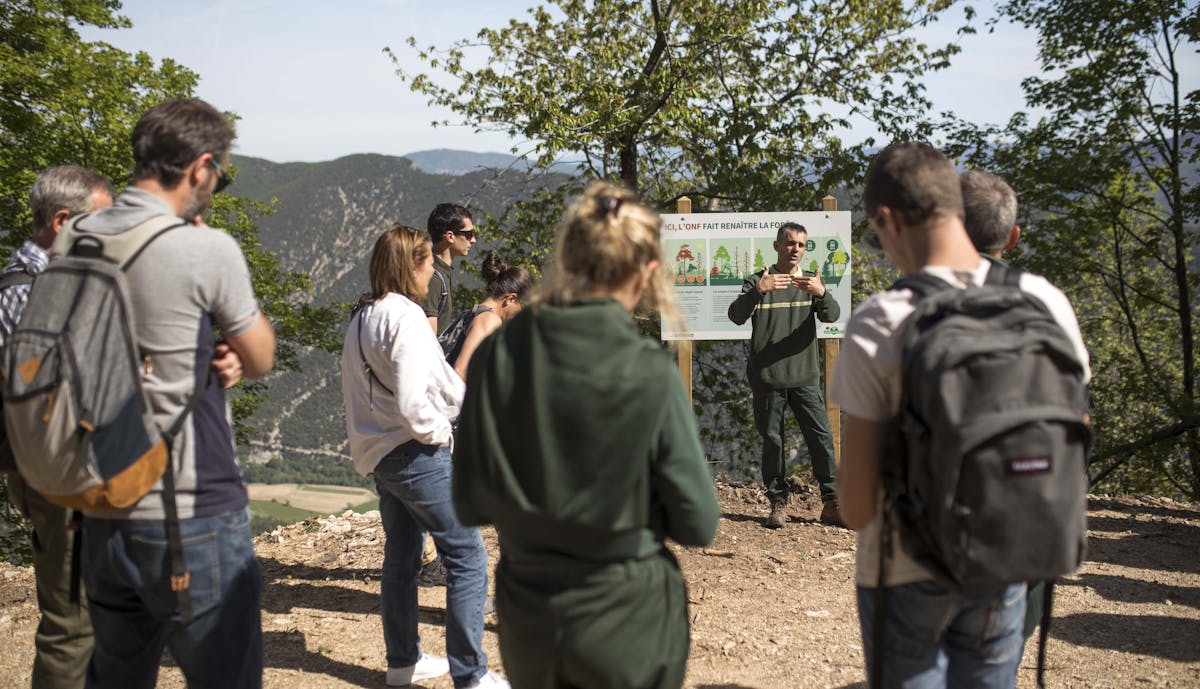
[341,224,506,689]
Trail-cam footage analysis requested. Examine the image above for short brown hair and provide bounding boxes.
[368,225,431,302]
[863,142,962,230]
[131,99,235,188]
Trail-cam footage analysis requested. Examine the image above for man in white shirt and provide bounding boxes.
[831,142,1090,689]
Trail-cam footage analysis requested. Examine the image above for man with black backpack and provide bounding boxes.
[0,165,113,689]
[831,142,1091,688]
[45,99,275,689]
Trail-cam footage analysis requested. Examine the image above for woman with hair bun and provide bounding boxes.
[442,250,534,380]
[452,182,720,689]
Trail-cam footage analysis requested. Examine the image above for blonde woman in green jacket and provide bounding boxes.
[453,181,721,689]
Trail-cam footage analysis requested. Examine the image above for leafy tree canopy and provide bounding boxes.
[944,0,1199,497]
[393,0,967,212]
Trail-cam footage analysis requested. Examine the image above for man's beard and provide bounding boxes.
[180,187,213,221]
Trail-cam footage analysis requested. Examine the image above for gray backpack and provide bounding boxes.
[1,214,199,619]
[882,264,1090,592]
[0,267,36,475]
[2,215,190,509]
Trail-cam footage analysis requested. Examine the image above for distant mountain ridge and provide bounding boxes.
[403,149,526,175]
[229,152,565,464]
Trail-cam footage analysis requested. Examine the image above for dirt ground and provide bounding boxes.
[0,481,1197,688]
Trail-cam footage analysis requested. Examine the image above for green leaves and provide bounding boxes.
[1,0,197,243]
[0,0,343,450]
[946,0,1199,498]
[392,0,965,211]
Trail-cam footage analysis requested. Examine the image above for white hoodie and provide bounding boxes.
[340,292,464,476]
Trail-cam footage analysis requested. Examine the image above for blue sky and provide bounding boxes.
[81,1,1063,163]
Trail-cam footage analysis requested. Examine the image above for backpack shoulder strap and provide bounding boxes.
[52,214,187,268]
[983,259,1024,287]
[0,269,35,292]
[355,304,394,395]
[889,271,953,299]
[431,266,449,318]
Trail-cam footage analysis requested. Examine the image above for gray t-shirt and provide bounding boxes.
[75,188,260,520]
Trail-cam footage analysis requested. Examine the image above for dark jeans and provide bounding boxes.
[750,381,837,502]
[374,442,490,688]
[9,474,92,689]
[82,507,262,689]
[856,580,1025,689]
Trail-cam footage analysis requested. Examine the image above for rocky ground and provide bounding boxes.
[0,481,1197,688]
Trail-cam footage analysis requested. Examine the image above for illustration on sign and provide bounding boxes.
[707,238,754,286]
[666,240,707,286]
[821,237,849,286]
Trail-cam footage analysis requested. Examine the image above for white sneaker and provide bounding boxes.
[386,654,450,686]
[464,670,510,688]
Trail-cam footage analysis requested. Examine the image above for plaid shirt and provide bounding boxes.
[0,239,49,348]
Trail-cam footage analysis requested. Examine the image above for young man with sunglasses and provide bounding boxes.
[416,202,477,589]
[423,203,477,334]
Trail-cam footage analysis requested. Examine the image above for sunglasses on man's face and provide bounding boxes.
[209,158,233,194]
[454,229,476,240]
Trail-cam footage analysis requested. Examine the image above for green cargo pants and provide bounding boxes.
[9,475,92,689]
[495,551,690,689]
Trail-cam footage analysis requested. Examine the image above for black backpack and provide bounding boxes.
[438,305,493,366]
[873,263,1090,689]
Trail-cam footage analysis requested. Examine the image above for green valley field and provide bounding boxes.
[247,483,379,521]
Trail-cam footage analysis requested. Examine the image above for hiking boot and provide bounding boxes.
[417,557,447,587]
[387,653,449,686]
[765,499,788,529]
[819,500,846,528]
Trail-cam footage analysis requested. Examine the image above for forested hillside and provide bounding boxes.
[227,154,566,468]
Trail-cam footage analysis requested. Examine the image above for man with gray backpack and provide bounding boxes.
[3,99,275,689]
[831,142,1091,689]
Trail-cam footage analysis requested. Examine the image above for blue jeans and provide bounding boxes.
[856,580,1025,689]
[374,442,489,688]
[82,507,262,689]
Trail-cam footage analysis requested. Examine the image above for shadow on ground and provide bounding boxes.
[1062,572,1200,610]
[1084,517,1199,575]
[1053,612,1200,662]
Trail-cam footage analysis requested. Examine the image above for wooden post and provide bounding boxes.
[821,194,842,462]
[676,197,693,402]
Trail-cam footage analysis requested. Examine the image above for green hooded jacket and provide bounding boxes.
[453,298,719,566]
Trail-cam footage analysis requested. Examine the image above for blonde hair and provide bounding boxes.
[534,181,679,327]
[368,224,431,303]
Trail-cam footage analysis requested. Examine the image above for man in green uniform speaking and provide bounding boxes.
[728,222,843,529]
